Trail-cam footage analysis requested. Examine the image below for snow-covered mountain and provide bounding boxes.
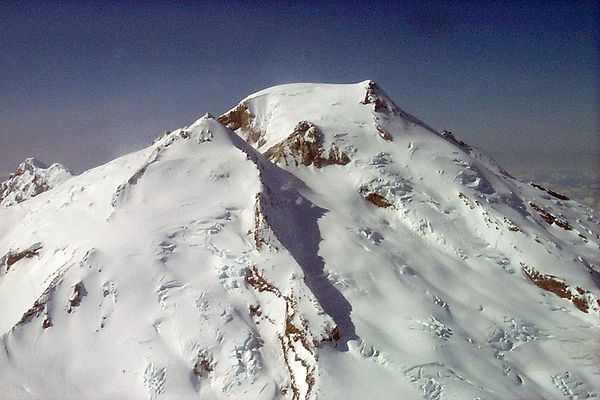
[0,157,71,207]
[0,81,598,400]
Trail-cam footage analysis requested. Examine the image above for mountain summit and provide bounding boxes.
[0,82,598,399]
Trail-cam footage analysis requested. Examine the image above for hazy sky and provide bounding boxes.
[1,1,597,201]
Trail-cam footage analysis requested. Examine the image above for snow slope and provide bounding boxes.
[0,82,598,400]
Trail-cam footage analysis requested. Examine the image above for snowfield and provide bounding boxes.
[0,81,598,400]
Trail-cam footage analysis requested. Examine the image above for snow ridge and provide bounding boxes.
[0,81,598,400]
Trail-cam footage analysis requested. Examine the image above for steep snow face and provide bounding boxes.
[0,83,599,400]
[0,116,336,399]
[0,158,72,207]
[222,81,600,399]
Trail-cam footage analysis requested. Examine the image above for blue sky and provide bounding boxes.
[1,1,597,201]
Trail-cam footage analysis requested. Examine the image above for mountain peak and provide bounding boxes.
[21,157,48,170]
[0,158,71,207]
[219,81,438,157]
[1,82,599,399]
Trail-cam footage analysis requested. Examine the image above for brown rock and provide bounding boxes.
[265,121,350,168]
[521,263,596,313]
[218,103,264,145]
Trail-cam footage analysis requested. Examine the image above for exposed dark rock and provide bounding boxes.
[458,192,475,209]
[522,263,597,313]
[361,81,399,115]
[245,266,317,400]
[249,304,262,317]
[0,158,70,207]
[441,130,471,152]
[67,282,87,313]
[530,183,570,201]
[1,242,43,273]
[503,218,521,232]
[375,125,393,141]
[18,299,47,326]
[218,103,264,145]
[359,188,393,208]
[265,121,350,168]
[321,326,341,343]
[529,203,572,230]
[193,355,214,378]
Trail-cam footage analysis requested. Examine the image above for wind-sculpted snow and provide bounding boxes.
[0,82,598,399]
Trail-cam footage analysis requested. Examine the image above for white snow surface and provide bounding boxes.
[0,82,598,400]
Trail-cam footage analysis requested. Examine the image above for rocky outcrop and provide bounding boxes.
[15,275,60,330]
[529,202,572,230]
[0,158,71,207]
[441,130,471,152]
[246,266,323,400]
[264,121,350,168]
[218,103,265,146]
[1,242,43,274]
[361,81,401,116]
[522,263,598,313]
[66,282,86,313]
[375,124,393,141]
[360,189,393,208]
[530,183,570,201]
[362,81,400,142]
